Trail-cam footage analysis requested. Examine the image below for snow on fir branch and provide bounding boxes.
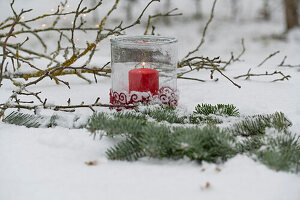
[3,103,299,172]
[193,103,240,116]
[85,104,299,173]
[86,104,297,173]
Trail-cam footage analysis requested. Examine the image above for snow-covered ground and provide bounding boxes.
[1,0,300,199]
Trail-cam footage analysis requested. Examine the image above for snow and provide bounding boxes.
[1,125,300,200]
[1,0,300,199]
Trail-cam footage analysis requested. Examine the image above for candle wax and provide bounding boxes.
[129,68,159,95]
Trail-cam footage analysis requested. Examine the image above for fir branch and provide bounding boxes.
[48,114,58,128]
[140,125,174,158]
[268,111,292,131]
[3,111,43,128]
[172,126,236,162]
[112,111,147,121]
[88,112,146,136]
[236,132,300,173]
[137,106,187,124]
[229,112,292,137]
[194,104,240,116]
[236,135,265,153]
[2,111,87,129]
[105,124,237,163]
[188,114,223,125]
[106,136,145,161]
[257,133,300,173]
[5,103,296,173]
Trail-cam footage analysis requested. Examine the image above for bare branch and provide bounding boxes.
[183,0,217,59]
[144,8,182,35]
[234,68,291,82]
[220,38,246,70]
[278,56,300,68]
[256,50,280,67]
[0,8,32,87]
[210,60,241,88]
[71,0,84,54]
[177,76,205,82]
[0,0,103,31]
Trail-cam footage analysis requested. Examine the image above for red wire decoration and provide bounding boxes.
[110,87,178,107]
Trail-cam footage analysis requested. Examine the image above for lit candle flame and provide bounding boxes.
[142,62,146,67]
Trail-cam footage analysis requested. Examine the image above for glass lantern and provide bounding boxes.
[110,36,178,107]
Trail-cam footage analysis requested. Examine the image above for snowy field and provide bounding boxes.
[0,0,300,199]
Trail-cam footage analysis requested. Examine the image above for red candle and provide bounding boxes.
[129,67,159,95]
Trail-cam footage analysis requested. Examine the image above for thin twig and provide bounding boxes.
[177,76,206,82]
[144,8,182,35]
[184,0,217,59]
[71,0,84,55]
[0,97,135,113]
[278,56,300,68]
[0,7,32,87]
[256,50,280,67]
[220,38,246,70]
[0,42,60,64]
[209,59,241,88]
[234,68,291,82]
[0,0,103,31]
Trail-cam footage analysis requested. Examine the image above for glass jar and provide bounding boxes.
[110,36,178,106]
